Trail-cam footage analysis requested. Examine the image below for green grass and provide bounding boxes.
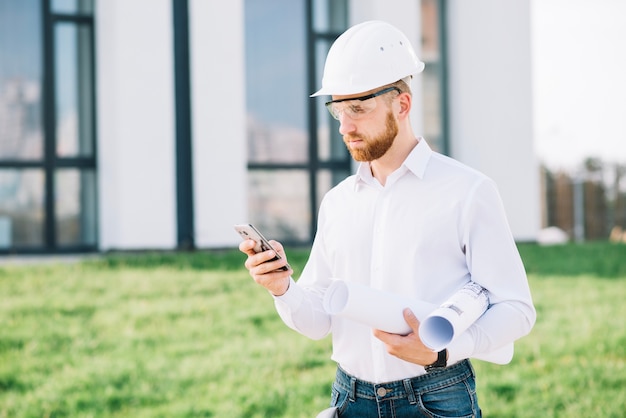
[0,243,625,417]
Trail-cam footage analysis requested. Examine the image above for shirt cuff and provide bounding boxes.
[272,277,304,309]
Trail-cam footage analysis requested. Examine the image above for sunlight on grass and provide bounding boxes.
[0,244,625,417]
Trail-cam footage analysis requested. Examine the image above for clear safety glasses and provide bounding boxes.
[324,87,401,120]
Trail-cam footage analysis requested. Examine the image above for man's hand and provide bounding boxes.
[372,308,438,366]
[239,239,292,296]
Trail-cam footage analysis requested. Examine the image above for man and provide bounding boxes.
[240,20,536,417]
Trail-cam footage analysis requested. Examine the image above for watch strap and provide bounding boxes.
[425,349,448,373]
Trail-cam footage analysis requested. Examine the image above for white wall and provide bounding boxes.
[189,0,248,248]
[96,0,177,250]
[446,0,540,241]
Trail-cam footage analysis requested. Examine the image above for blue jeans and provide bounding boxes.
[330,360,482,418]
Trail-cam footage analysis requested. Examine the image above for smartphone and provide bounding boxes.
[233,223,291,272]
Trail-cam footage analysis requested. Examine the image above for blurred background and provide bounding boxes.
[532,0,626,244]
[1,0,625,255]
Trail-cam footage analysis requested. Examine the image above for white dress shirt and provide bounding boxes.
[274,139,536,383]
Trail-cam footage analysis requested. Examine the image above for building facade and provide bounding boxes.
[0,0,539,254]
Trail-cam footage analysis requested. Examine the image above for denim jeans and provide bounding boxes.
[330,360,482,418]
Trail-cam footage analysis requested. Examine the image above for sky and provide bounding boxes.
[531,0,626,171]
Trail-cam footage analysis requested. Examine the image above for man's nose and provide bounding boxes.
[338,113,357,135]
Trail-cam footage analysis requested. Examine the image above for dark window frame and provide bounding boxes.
[172,0,195,250]
[436,0,450,156]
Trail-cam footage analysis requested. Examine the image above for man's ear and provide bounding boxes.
[396,92,412,119]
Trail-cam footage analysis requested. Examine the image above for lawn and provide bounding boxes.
[0,243,625,417]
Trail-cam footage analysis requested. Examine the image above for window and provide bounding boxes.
[244,0,350,244]
[0,0,97,253]
[421,0,448,154]
[311,0,352,211]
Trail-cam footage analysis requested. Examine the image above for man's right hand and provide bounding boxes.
[239,239,292,296]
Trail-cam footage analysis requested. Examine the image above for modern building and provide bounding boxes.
[0,0,539,254]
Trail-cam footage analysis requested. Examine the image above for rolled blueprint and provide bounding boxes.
[323,279,436,334]
[322,279,513,364]
[418,282,489,351]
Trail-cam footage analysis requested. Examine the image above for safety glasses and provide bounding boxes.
[324,87,401,120]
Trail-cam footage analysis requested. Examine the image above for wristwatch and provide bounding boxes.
[425,349,448,373]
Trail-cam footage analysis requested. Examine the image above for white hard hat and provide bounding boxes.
[311,20,425,97]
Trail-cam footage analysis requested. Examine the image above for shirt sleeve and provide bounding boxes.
[449,177,537,363]
[271,205,334,341]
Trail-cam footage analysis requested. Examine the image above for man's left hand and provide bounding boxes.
[372,308,438,366]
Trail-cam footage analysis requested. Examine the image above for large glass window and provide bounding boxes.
[0,170,45,248]
[311,0,350,217]
[0,0,43,160]
[245,0,307,166]
[0,0,44,250]
[248,170,311,241]
[244,0,349,243]
[0,0,96,253]
[55,22,94,158]
[51,1,97,251]
[55,169,96,246]
[421,0,448,154]
[311,0,347,165]
[244,0,308,241]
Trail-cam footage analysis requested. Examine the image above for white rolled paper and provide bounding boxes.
[323,279,514,365]
[418,281,490,351]
[323,279,436,335]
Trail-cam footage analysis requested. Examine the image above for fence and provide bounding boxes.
[541,161,626,242]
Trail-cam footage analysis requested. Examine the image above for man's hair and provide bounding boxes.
[380,78,412,106]
[393,78,412,95]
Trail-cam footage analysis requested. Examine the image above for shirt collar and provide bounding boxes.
[403,137,432,179]
[354,137,433,190]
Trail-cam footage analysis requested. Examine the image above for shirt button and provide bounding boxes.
[376,387,387,397]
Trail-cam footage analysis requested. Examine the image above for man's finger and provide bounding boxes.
[403,308,421,332]
[239,239,256,255]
